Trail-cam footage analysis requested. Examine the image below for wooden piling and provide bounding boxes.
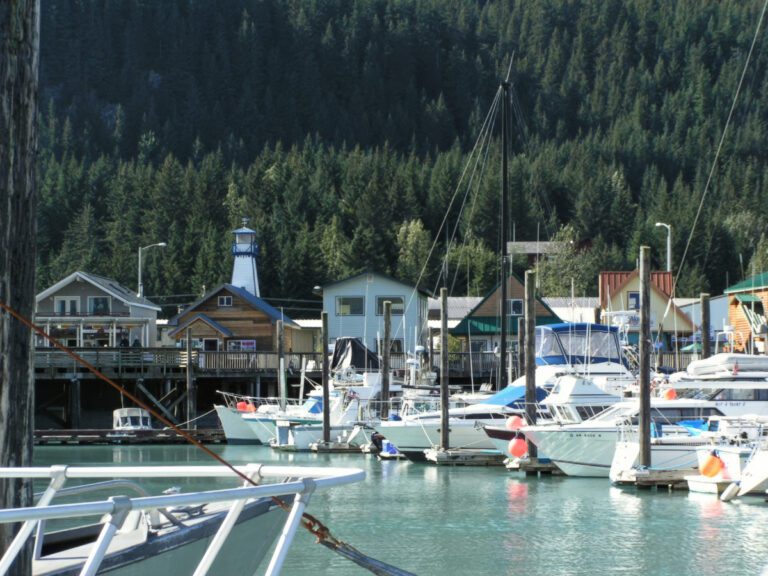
[701,292,711,359]
[524,270,537,459]
[639,246,651,468]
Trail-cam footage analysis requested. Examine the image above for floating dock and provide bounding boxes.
[507,457,563,476]
[34,428,225,445]
[309,441,365,453]
[611,466,695,489]
[424,448,506,466]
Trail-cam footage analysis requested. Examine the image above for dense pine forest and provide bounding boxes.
[37,0,768,316]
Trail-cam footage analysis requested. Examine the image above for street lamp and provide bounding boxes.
[137,242,166,298]
[655,222,671,272]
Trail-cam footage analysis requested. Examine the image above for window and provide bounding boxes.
[227,339,256,352]
[218,295,233,307]
[88,296,110,315]
[506,299,523,316]
[54,296,80,315]
[470,340,487,352]
[627,291,640,310]
[376,296,404,315]
[336,296,364,316]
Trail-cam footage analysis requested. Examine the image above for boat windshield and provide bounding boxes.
[535,326,622,366]
[586,403,636,422]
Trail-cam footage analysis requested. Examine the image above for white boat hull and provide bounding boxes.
[377,419,500,460]
[213,405,262,444]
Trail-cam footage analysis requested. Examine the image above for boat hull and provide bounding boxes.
[376,419,499,461]
[213,405,262,444]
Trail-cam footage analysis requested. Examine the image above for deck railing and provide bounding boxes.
[33,347,703,380]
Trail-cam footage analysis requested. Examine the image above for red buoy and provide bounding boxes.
[506,415,525,431]
[236,401,248,411]
[508,437,528,458]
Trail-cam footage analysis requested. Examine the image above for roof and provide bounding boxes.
[320,270,432,298]
[168,313,235,338]
[735,294,762,303]
[168,284,299,329]
[427,296,483,320]
[507,241,566,255]
[724,272,768,294]
[36,271,161,312]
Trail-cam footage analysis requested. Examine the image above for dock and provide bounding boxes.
[309,441,365,453]
[610,466,696,489]
[424,448,506,466]
[507,457,563,476]
[34,428,225,445]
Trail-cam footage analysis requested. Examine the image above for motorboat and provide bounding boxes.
[519,323,638,395]
[106,408,154,441]
[524,360,768,478]
[0,463,364,575]
[214,391,305,445]
[483,373,623,458]
[376,384,548,461]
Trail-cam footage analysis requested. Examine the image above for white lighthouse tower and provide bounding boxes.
[231,218,260,297]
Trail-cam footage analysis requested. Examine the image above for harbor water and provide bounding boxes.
[34,444,768,576]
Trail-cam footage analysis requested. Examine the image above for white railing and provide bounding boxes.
[0,463,364,576]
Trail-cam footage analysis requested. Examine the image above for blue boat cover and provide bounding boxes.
[482,385,548,407]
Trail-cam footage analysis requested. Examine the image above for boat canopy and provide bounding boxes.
[481,384,548,408]
[330,337,380,371]
[535,323,624,366]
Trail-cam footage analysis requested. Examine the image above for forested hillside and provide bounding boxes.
[38,0,768,314]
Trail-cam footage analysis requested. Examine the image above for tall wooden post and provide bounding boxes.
[321,312,330,443]
[440,288,450,450]
[382,301,391,420]
[498,79,510,391]
[524,270,537,458]
[185,329,196,430]
[701,293,711,359]
[277,320,286,412]
[639,246,652,467]
[0,1,39,569]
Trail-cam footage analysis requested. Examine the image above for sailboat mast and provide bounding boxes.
[499,80,510,390]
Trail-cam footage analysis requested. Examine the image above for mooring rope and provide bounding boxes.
[0,299,416,576]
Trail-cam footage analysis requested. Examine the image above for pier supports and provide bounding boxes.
[185,330,197,430]
[67,378,81,429]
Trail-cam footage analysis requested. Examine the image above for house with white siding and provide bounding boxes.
[319,271,431,355]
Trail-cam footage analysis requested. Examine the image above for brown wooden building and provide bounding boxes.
[167,283,301,352]
[723,272,768,353]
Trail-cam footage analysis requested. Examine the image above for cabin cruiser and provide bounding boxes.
[375,384,548,461]
[483,373,624,457]
[0,463,364,575]
[523,353,768,477]
[519,323,637,395]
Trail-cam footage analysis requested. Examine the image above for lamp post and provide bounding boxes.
[138,242,166,298]
[655,222,671,272]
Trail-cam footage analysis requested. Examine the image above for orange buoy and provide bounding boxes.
[236,401,248,411]
[508,437,528,458]
[700,453,723,478]
[245,403,257,412]
[506,415,525,431]
[662,388,677,400]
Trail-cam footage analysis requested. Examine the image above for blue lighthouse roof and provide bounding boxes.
[233,226,256,234]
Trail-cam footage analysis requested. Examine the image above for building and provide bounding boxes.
[598,270,694,348]
[319,271,430,354]
[451,273,561,353]
[35,271,161,347]
[723,272,768,353]
[167,284,300,351]
[542,297,600,324]
[167,221,302,351]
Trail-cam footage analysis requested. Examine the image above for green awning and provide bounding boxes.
[735,294,762,303]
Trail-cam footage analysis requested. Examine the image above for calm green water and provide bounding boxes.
[33,444,768,576]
